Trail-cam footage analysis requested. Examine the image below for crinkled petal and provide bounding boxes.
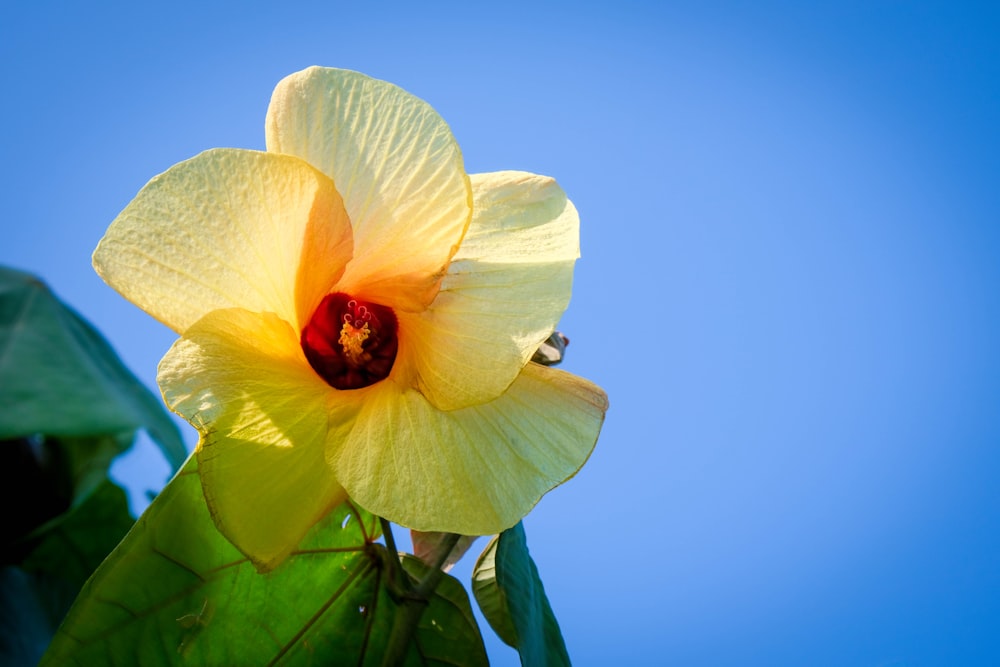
[157,308,355,571]
[328,363,608,535]
[403,171,579,410]
[94,148,353,333]
[265,67,471,312]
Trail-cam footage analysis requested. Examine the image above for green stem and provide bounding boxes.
[379,517,403,593]
[379,528,463,667]
[379,517,399,554]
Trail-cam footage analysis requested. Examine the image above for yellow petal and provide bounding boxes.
[94,148,353,334]
[404,171,580,410]
[327,363,608,535]
[265,67,471,312]
[157,308,355,571]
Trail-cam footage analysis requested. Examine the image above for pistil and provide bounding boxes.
[301,293,398,390]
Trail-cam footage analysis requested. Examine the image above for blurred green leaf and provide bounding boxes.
[42,458,488,666]
[0,437,73,553]
[0,266,186,469]
[49,433,135,510]
[1,433,133,561]
[1,478,134,666]
[0,566,75,667]
[20,478,135,589]
[472,522,571,667]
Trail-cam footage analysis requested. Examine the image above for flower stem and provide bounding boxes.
[379,524,462,666]
[379,517,402,590]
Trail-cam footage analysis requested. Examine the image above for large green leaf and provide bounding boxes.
[41,457,487,666]
[0,266,185,469]
[472,522,571,666]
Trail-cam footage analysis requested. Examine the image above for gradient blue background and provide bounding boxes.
[4,2,999,664]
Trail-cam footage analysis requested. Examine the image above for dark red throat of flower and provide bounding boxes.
[301,292,398,390]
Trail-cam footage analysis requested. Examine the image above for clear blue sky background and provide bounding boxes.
[4,1,1000,665]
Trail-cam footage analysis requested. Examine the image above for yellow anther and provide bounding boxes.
[338,320,371,366]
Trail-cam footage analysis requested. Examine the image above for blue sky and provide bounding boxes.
[3,1,1000,664]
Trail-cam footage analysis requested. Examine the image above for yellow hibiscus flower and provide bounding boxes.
[94,67,608,571]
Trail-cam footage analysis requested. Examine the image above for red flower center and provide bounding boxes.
[301,292,398,390]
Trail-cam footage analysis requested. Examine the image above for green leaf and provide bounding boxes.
[20,478,135,590]
[400,555,489,666]
[41,458,488,666]
[0,266,186,469]
[0,566,76,667]
[472,522,571,667]
[1,434,133,561]
[49,433,135,510]
[471,534,518,647]
[1,478,135,666]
